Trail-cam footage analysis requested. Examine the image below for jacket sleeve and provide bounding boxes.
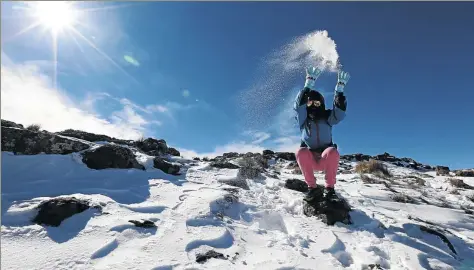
[327,92,347,126]
[294,87,310,130]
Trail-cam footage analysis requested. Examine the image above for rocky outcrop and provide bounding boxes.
[82,145,145,170]
[167,147,181,157]
[1,119,24,129]
[454,169,474,177]
[55,129,133,145]
[275,152,296,161]
[436,166,450,176]
[2,126,90,155]
[210,160,240,169]
[153,157,181,175]
[223,152,240,159]
[32,197,93,227]
[134,138,168,156]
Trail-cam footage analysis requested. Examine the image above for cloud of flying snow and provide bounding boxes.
[237,30,340,131]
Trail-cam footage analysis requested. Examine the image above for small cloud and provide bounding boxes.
[123,55,140,67]
[146,104,168,113]
[182,89,190,98]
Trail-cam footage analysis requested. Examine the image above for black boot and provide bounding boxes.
[324,187,339,202]
[304,186,324,202]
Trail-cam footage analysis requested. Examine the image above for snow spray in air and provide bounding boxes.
[237,30,340,131]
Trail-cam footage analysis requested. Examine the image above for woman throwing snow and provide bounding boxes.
[294,66,350,202]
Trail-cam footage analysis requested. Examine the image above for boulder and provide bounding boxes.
[153,157,181,175]
[303,195,352,225]
[263,149,275,156]
[454,169,474,177]
[436,166,450,176]
[32,197,91,227]
[275,152,296,161]
[284,179,309,193]
[210,161,239,169]
[2,126,90,155]
[134,138,168,156]
[82,144,145,170]
[1,119,24,129]
[374,152,398,162]
[167,147,181,157]
[218,177,249,190]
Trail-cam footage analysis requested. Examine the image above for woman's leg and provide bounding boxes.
[296,147,317,188]
[319,147,340,188]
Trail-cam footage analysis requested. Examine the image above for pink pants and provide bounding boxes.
[295,147,340,188]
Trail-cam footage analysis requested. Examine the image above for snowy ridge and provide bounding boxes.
[2,139,474,270]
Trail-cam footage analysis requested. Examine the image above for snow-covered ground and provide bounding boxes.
[2,143,474,270]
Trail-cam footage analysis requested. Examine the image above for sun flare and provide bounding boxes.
[30,1,76,33]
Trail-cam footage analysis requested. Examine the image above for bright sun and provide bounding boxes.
[30,1,76,33]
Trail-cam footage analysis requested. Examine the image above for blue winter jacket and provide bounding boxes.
[293,88,346,151]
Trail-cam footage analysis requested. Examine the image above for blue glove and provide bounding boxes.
[304,66,323,90]
[335,70,350,93]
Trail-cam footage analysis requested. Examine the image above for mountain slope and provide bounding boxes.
[1,124,474,270]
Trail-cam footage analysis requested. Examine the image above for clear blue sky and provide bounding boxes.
[1,2,473,169]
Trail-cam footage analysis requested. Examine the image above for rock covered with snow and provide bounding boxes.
[81,144,145,170]
[1,126,91,155]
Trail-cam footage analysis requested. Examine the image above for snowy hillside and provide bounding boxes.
[1,121,474,270]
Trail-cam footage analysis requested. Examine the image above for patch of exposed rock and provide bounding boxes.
[2,126,90,155]
[82,144,145,170]
[32,197,96,227]
[1,119,24,129]
[153,157,181,175]
[55,129,133,145]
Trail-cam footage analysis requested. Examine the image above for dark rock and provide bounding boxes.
[128,219,156,228]
[82,144,145,170]
[193,157,201,161]
[55,129,132,145]
[454,169,474,177]
[237,166,261,180]
[275,152,296,161]
[134,138,168,156]
[218,177,249,190]
[210,161,239,169]
[375,152,398,162]
[223,152,240,158]
[2,126,90,155]
[285,179,309,193]
[436,166,450,176]
[263,149,275,156]
[32,197,91,227]
[303,196,352,225]
[153,157,181,175]
[1,119,24,129]
[196,250,227,264]
[167,147,181,157]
